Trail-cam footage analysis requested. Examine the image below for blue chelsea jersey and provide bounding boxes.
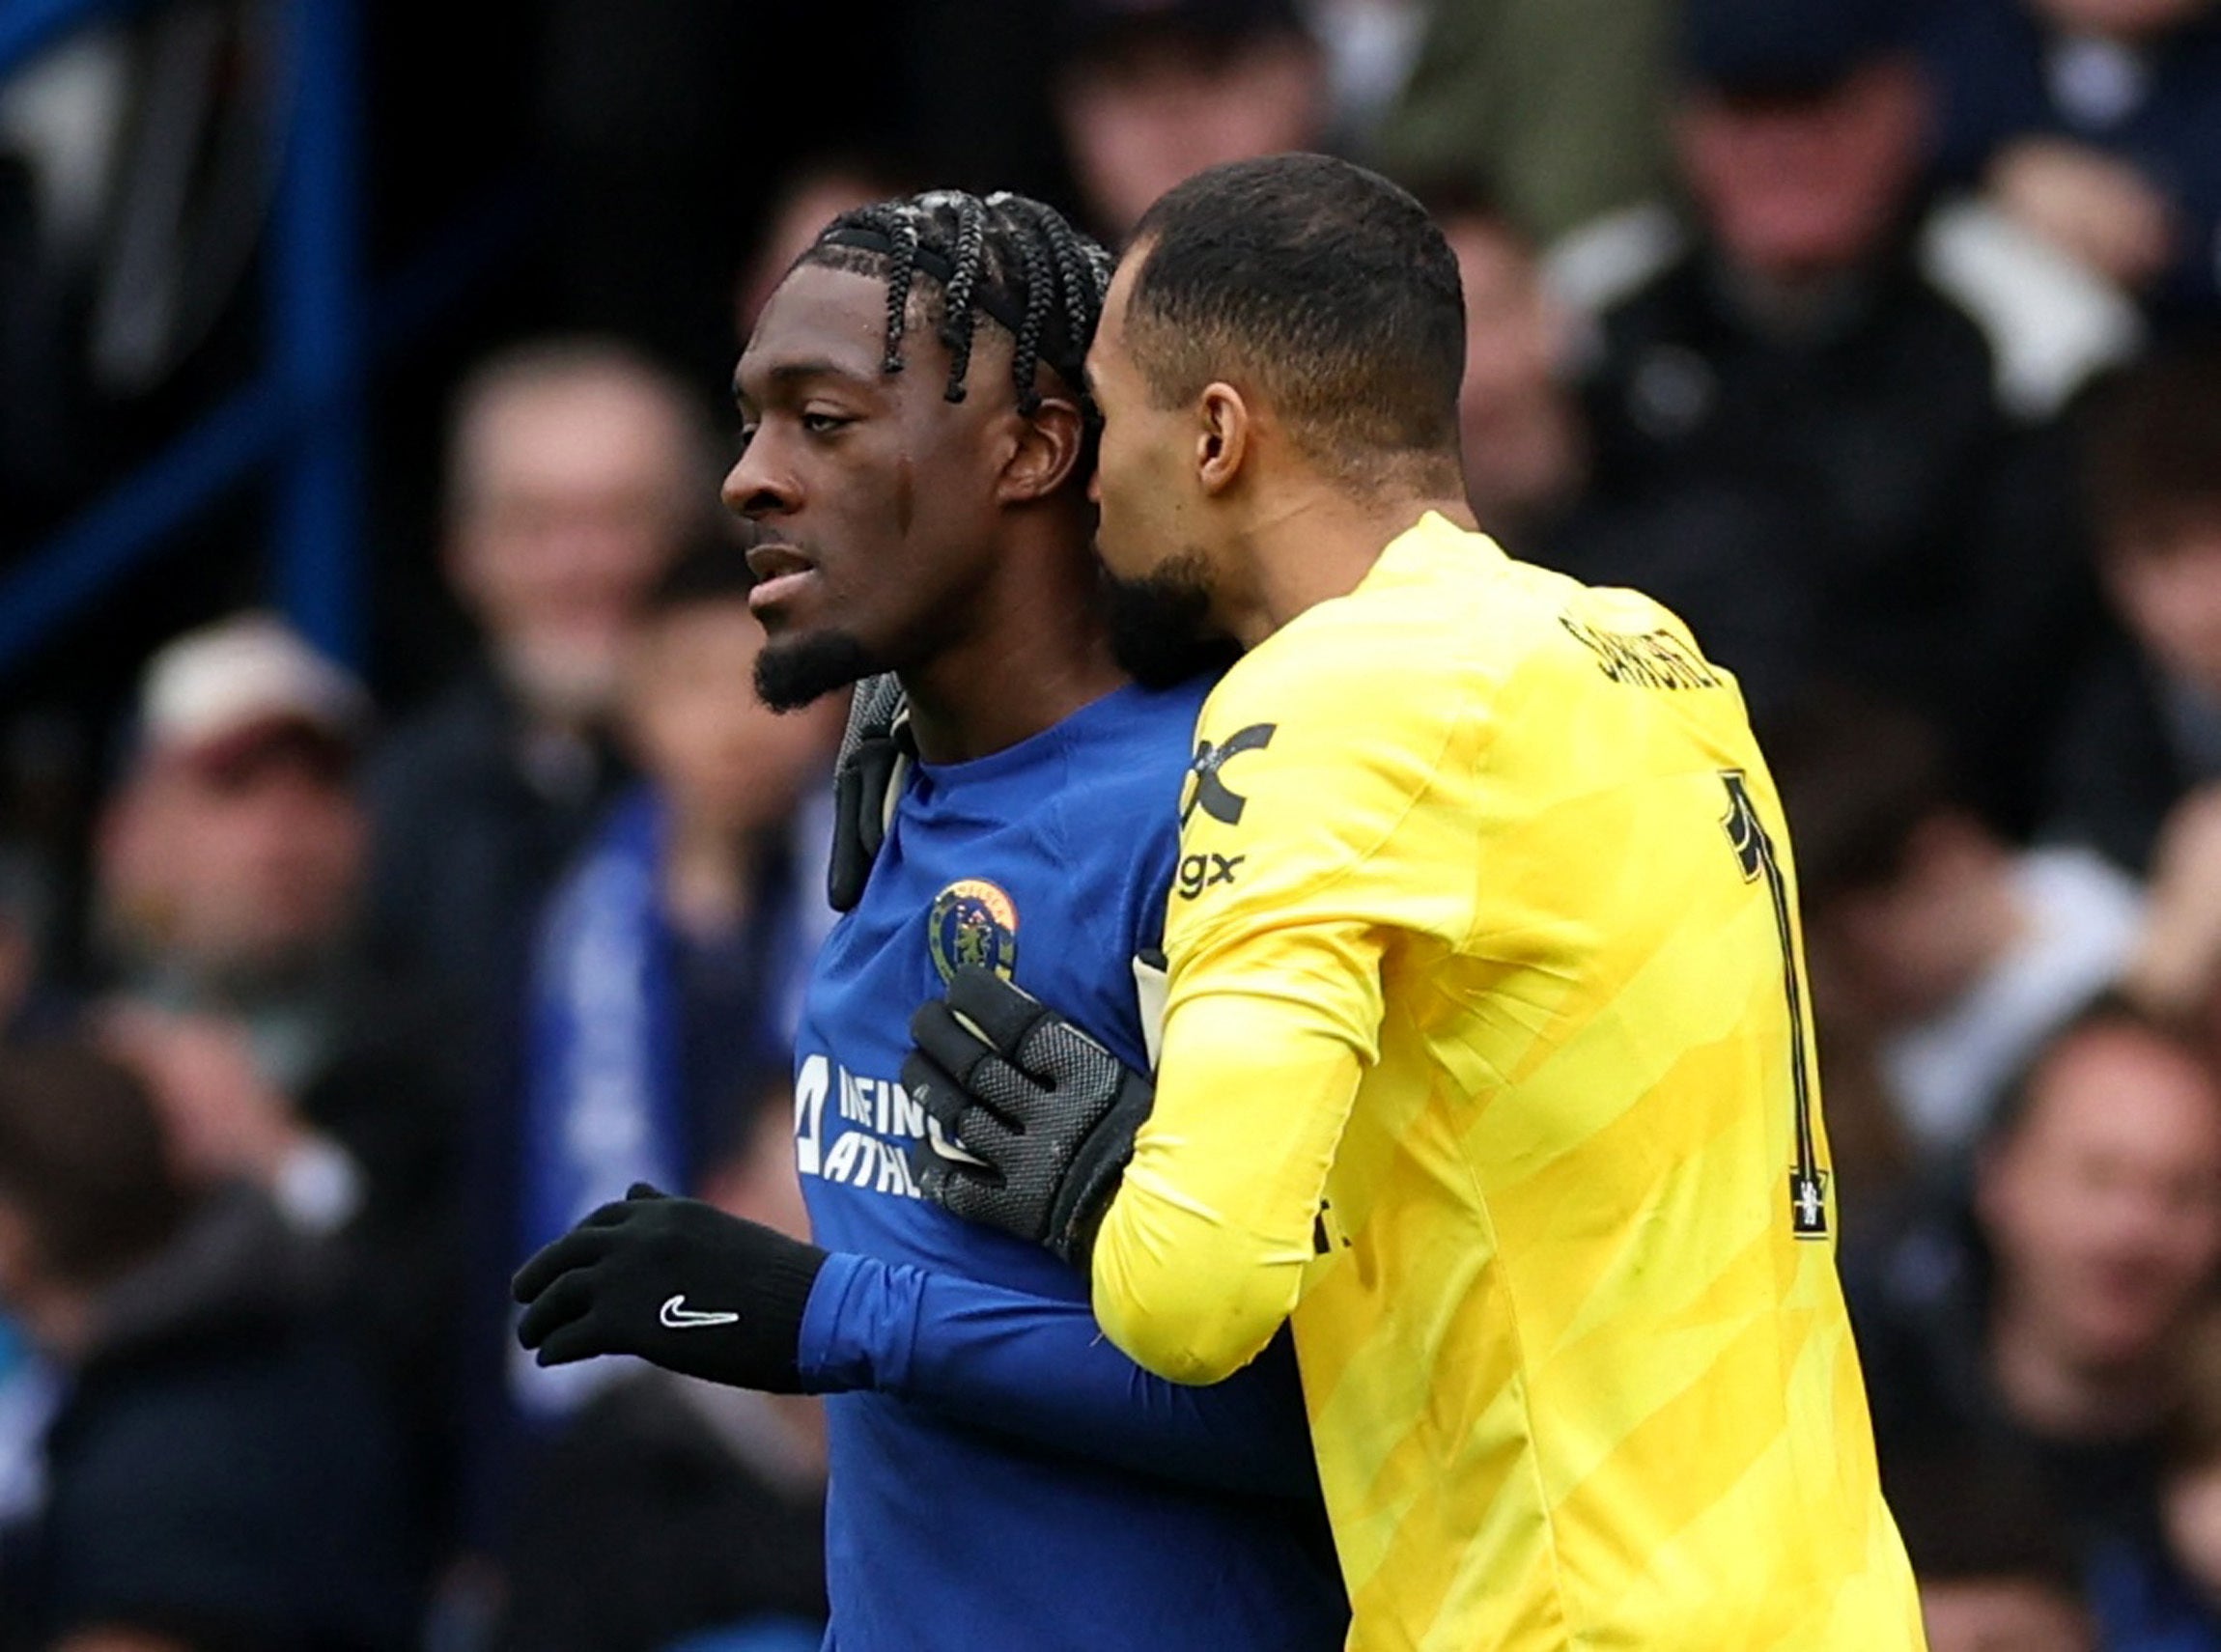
[791,680,1346,1652]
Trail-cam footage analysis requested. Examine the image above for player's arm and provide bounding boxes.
[1092,655,1431,1380]
[510,1185,1319,1498]
[801,1251,1321,1498]
[906,958,1373,1386]
[1093,971,1372,1385]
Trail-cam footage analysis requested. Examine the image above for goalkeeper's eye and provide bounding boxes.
[801,410,853,436]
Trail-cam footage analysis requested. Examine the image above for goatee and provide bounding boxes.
[756,630,884,711]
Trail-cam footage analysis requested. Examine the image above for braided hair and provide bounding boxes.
[800,189,1114,419]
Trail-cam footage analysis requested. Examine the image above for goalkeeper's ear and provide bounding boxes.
[829,674,914,912]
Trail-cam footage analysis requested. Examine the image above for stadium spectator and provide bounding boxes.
[365,339,712,1049]
[509,540,839,1425]
[1769,691,2145,1164]
[1922,0,2221,320]
[1050,0,1329,242]
[2047,340,2221,874]
[94,615,437,1217]
[499,1066,829,1652]
[1554,0,2141,828]
[1853,999,2221,1639]
[91,613,467,1527]
[0,1041,418,1652]
[95,615,370,1036]
[1373,0,1677,246]
[1427,185,1814,716]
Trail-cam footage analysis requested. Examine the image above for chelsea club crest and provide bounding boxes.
[929,879,1019,983]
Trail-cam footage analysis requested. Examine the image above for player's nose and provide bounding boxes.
[723,439,799,522]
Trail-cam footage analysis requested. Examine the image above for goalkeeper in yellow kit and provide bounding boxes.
[900,154,1926,1651]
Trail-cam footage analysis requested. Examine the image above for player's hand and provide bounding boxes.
[512,1184,828,1393]
[903,966,1155,1267]
[829,673,913,911]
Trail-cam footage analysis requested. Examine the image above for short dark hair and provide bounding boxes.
[2083,336,2221,547]
[1124,154,1466,482]
[0,1041,189,1287]
[798,189,1113,421]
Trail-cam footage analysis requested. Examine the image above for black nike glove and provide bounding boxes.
[511,1184,828,1393]
[903,966,1156,1268]
[829,674,912,912]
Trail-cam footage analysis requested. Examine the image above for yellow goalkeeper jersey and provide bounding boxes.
[1091,514,1926,1651]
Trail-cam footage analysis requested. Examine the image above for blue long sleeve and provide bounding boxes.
[795,1251,1319,1501]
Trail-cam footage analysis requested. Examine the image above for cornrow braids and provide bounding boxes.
[936,192,990,404]
[1004,220,1054,416]
[802,188,1111,425]
[853,203,922,376]
[1001,193,1110,396]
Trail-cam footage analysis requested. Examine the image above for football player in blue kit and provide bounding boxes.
[511,190,1347,1651]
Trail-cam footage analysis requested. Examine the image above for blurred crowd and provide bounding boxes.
[8,0,2221,1647]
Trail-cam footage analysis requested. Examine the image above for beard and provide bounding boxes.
[1098,547,1240,690]
[755,629,884,712]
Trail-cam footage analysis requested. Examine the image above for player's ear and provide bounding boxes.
[1195,383,1250,497]
[996,394,1086,505]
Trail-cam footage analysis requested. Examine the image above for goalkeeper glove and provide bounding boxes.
[829,673,912,912]
[512,1184,827,1393]
[903,966,1156,1268]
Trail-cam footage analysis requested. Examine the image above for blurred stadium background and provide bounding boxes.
[6,1,2221,1648]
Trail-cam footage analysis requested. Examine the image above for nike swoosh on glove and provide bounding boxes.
[512,1184,828,1393]
[903,966,1156,1268]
